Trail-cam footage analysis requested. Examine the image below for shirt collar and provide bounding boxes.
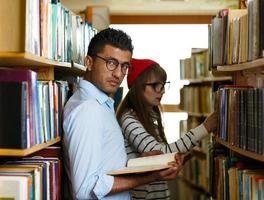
[79,79,115,111]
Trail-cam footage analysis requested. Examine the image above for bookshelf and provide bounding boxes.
[0,137,61,157]
[209,3,264,199]
[215,138,264,162]
[0,0,94,199]
[217,58,264,71]
[177,48,234,199]
[178,48,210,198]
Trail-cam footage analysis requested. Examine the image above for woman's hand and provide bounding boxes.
[153,153,185,181]
[203,111,218,133]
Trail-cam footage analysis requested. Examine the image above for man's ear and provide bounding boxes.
[85,56,93,71]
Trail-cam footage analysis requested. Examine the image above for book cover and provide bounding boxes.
[0,82,28,148]
[0,68,39,148]
[0,176,29,200]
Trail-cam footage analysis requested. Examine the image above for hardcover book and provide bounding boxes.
[108,153,176,175]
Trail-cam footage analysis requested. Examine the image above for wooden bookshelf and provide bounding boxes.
[202,76,232,82]
[217,58,264,72]
[187,112,209,118]
[183,79,203,84]
[215,138,264,162]
[0,52,86,76]
[72,61,86,73]
[182,76,232,85]
[161,104,181,112]
[0,52,71,68]
[0,0,91,198]
[0,137,61,157]
[178,176,210,195]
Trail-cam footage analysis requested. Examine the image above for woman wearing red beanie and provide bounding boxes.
[116,58,217,200]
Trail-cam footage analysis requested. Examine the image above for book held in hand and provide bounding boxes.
[108,153,176,175]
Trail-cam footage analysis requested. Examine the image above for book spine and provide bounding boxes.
[21,82,29,149]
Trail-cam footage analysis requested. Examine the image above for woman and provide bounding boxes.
[116,58,217,200]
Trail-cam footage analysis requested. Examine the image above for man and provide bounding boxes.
[63,28,184,199]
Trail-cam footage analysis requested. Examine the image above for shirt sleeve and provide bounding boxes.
[121,113,208,154]
[165,124,208,153]
[63,101,114,199]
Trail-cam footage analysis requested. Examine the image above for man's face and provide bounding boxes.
[86,44,132,96]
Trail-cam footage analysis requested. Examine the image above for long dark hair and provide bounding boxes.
[116,64,168,143]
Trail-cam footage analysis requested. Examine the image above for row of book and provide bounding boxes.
[180,48,210,79]
[180,85,213,114]
[174,177,209,200]
[0,68,70,149]
[209,0,264,67]
[180,117,201,134]
[39,0,97,64]
[0,155,61,200]
[209,153,264,200]
[1,0,97,65]
[217,86,264,154]
[181,154,208,191]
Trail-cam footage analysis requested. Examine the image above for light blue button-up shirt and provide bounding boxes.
[63,79,130,199]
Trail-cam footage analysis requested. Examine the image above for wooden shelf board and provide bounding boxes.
[186,79,203,84]
[161,104,181,112]
[0,137,61,157]
[182,76,232,85]
[217,58,264,72]
[215,138,264,162]
[187,112,209,118]
[202,76,232,82]
[0,52,71,68]
[72,62,86,72]
[71,62,86,76]
[178,176,209,195]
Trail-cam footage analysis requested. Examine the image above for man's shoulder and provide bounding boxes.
[63,95,101,119]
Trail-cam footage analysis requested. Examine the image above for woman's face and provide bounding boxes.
[143,73,166,108]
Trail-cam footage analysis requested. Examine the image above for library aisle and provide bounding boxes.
[1,0,263,199]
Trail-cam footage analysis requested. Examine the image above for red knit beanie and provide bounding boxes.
[127,58,158,88]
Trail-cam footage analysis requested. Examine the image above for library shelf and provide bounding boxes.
[0,52,71,68]
[72,61,86,72]
[178,176,210,195]
[0,52,86,76]
[183,79,203,84]
[0,137,61,157]
[215,138,264,162]
[187,112,210,118]
[201,76,232,82]
[182,76,232,85]
[217,57,264,72]
[70,61,86,76]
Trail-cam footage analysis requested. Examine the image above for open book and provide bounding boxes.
[108,153,176,175]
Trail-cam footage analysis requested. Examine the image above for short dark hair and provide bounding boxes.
[87,28,134,56]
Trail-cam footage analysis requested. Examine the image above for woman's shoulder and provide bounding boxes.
[120,109,138,122]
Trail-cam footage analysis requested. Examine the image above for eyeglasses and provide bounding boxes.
[145,81,170,93]
[94,55,131,75]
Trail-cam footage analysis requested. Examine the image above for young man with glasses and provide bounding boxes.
[62,28,185,199]
[116,58,218,200]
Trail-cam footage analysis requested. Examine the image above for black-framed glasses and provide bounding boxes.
[94,55,131,75]
[145,81,170,93]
